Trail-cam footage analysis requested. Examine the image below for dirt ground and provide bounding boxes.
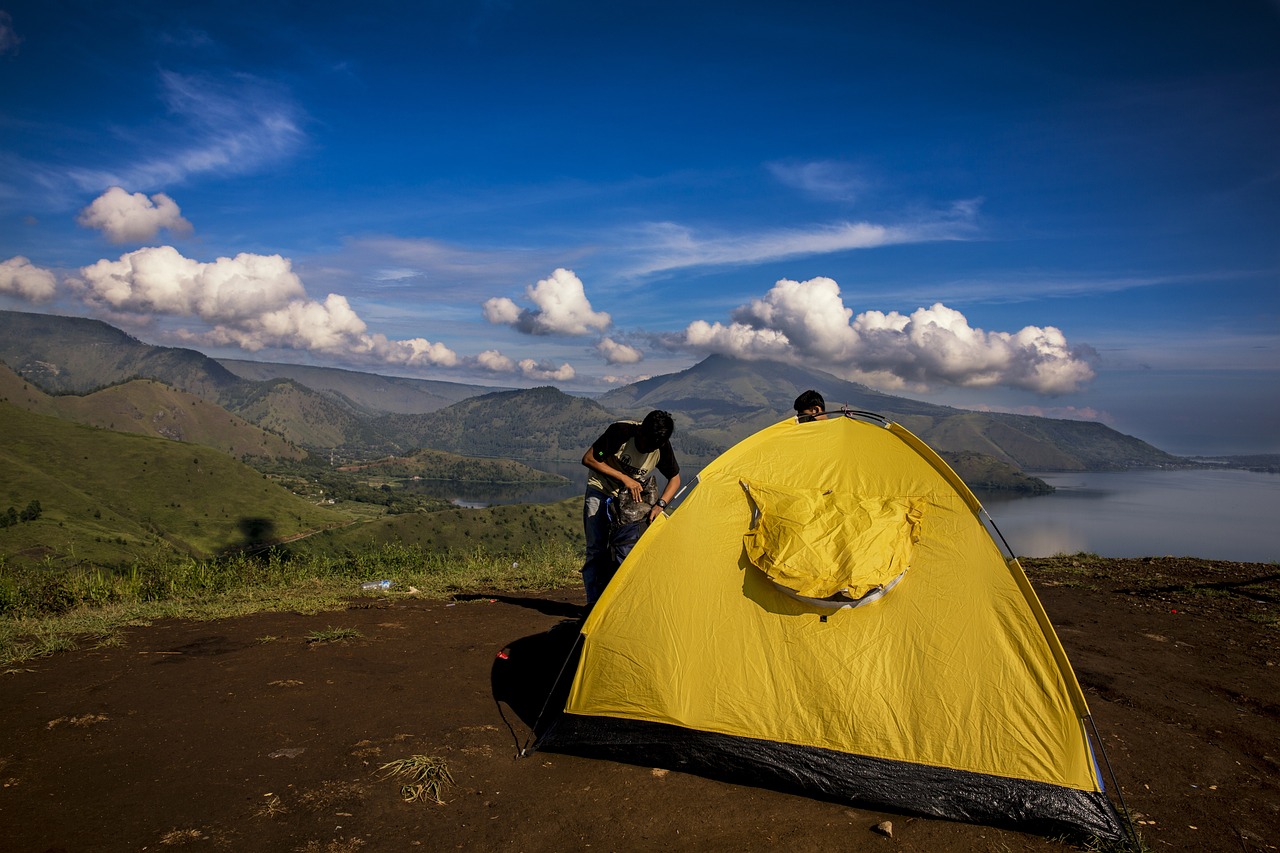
[1,557,1277,853]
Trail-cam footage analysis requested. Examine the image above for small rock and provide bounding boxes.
[268,747,306,759]
[872,820,893,838]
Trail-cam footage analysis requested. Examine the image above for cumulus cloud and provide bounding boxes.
[472,349,574,381]
[77,187,194,244]
[603,372,652,385]
[680,277,1095,395]
[482,296,522,326]
[0,256,57,302]
[518,358,575,381]
[71,246,457,368]
[475,350,514,372]
[483,268,610,335]
[597,336,643,364]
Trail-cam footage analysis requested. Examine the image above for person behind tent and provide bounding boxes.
[579,410,681,606]
[793,389,828,423]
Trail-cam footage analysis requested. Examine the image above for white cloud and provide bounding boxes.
[75,246,305,321]
[483,268,611,335]
[732,276,856,359]
[77,187,194,244]
[72,245,458,368]
[622,207,977,276]
[472,349,574,381]
[482,296,522,325]
[0,11,20,56]
[681,277,1096,395]
[602,372,652,385]
[0,256,57,302]
[597,336,643,364]
[475,349,515,372]
[683,319,792,360]
[65,71,305,192]
[767,159,868,202]
[518,358,575,381]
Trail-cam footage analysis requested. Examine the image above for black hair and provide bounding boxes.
[793,390,825,413]
[636,410,674,452]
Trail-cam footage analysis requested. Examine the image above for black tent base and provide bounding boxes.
[537,713,1126,844]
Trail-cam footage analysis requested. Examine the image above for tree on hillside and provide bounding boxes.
[1,500,44,528]
[20,500,41,522]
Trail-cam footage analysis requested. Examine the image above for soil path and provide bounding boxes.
[1,563,1277,852]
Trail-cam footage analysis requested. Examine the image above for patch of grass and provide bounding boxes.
[378,754,455,804]
[252,794,288,819]
[295,838,366,853]
[306,627,361,644]
[159,828,205,845]
[0,536,582,666]
[1082,831,1150,853]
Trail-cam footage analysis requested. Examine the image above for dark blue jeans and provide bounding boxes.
[581,487,614,606]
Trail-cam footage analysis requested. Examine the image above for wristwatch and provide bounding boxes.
[656,499,668,509]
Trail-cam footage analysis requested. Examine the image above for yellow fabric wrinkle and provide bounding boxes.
[742,479,923,599]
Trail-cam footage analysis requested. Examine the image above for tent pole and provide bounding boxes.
[522,628,587,757]
[1087,714,1142,850]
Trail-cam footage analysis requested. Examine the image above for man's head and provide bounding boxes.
[635,410,674,453]
[793,390,826,422]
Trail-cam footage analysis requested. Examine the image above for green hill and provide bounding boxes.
[217,358,498,414]
[0,363,304,461]
[0,403,347,568]
[341,449,568,484]
[287,497,582,558]
[0,310,244,399]
[376,386,617,461]
[231,378,389,451]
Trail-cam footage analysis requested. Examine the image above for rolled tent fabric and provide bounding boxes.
[741,478,923,600]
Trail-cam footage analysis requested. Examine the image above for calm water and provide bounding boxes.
[436,462,1279,564]
[977,469,1280,563]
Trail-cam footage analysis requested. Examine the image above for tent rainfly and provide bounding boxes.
[536,412,1128,842]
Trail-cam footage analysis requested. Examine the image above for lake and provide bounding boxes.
[435,462,1279,565]
[977,469,1280,563]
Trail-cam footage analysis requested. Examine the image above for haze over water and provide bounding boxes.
[981,469,1280,564]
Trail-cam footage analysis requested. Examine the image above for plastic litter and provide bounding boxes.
[360,579,393,591]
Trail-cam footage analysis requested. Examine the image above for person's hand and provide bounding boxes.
[648,503,663,523]
[625,477,643,502]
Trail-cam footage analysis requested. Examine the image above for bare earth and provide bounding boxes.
[1,557,1277,852]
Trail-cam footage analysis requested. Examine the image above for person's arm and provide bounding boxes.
[647,472,681,522]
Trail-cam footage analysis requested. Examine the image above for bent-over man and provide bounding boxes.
[579,410,681,607]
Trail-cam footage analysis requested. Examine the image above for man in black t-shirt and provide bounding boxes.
[579,410,681,606]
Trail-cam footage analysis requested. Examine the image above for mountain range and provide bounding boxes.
[0,308,1184,473]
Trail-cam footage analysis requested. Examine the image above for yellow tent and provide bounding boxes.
[538,413,1126,841]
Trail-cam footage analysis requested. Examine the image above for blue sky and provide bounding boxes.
[1,1,1277,455]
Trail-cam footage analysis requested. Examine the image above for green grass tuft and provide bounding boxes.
[306,626,362,644]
